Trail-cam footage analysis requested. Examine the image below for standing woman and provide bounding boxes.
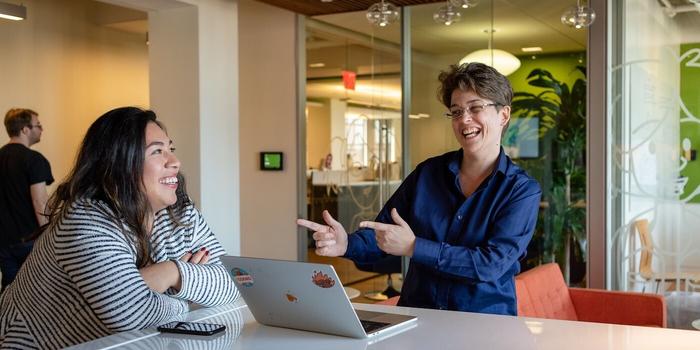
[0,107,239,349]
[299,63,541,315]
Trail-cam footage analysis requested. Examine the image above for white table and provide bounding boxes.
[69,300,700,350]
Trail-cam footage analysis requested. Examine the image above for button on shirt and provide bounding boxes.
[344,148,541,315]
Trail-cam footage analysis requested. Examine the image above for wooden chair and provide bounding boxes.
[630,219,700,293]
[516,263,666,327]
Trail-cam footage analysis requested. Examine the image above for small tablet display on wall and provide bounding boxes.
[260,152,283,171]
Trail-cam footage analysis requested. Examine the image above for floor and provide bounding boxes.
[307,249,402,304]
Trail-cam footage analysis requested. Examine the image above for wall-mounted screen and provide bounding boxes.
[260,152,283,171]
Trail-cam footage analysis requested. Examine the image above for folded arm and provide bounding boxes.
[57,221,189,332]
[166,208,240,307]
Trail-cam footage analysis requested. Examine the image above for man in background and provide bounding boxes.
[0,108,54,289]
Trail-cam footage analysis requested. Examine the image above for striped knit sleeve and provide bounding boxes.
[170,207,240,307]
[55,204,189,332]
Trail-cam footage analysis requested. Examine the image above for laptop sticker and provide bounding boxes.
[285,291,298,303]
[230,267,254,287]
[311,270,336,288]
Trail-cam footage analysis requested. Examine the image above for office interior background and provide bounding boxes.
[1,0,699,304]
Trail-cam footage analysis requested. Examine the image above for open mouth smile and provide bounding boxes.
[159,176,178,188]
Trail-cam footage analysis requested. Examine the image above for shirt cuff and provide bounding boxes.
[411,237,440,268]
[171,259,194,300]
[344,234,362,260]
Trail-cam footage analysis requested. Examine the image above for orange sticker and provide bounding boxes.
[285,291,298,303]
[311,270,336,288]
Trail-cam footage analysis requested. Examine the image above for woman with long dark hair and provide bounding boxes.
[0,107,239,349]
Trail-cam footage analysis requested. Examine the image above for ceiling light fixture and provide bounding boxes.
[433,1,461,26]
[460,49,520,76]
[0,2,26,21]
[366,0,399,27]
[449,0,479,9]
[561,0,596,29]
[521,47,542,52]
[459,0,520,77]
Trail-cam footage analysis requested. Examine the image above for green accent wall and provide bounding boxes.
[510,52,586,96]
[506,51,586,181]
[679,43,700,202]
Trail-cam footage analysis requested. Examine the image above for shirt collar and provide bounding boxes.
[448,147,509,177]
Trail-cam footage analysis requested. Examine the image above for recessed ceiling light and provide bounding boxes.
[309,63,326,68]
[0,2,27,21]
[521,47,542,53]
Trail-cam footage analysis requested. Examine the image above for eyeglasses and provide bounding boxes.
[29,124,43,130]
[444,102,501,120]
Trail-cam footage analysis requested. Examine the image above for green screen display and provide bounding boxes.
[260,152,283,170]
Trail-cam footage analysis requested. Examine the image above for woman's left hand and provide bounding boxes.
[359,208,416,257]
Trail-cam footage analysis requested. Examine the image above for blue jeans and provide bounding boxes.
[0,240,35,289]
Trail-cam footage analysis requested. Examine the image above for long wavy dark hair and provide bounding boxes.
[45,107,190,267]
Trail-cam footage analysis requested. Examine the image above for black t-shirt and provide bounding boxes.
[0,143,54,245]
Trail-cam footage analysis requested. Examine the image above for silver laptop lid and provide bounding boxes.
[223,256,368,338]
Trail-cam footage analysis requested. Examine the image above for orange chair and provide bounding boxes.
[516,263,666,327]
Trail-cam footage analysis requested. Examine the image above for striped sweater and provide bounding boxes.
[0,199,239,349]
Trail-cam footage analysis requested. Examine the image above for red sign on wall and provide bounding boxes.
[342,70,356,90]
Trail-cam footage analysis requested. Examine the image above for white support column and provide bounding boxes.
[148,0,240,255]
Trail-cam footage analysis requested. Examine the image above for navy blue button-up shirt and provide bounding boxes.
[345,148,541,315]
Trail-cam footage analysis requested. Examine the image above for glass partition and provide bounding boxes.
[408,0,588,284]
[303,13,404,302]
[609,0,700,304]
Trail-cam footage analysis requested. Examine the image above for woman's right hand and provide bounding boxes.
[139,248,210,293]
[296,210,348,257]
[179,247,210,265]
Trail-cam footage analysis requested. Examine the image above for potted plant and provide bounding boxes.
[511,67,587,285]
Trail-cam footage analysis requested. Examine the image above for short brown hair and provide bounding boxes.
[4,108,38,137]
[438,63,513,138]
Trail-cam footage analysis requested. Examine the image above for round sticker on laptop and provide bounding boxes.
[311,270,336,288]
[230,268,254,287]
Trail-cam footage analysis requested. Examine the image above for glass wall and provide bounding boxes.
[303,13,404,301]
[609,0,700,298]
[300,0,593,295]
[408,0,588,285]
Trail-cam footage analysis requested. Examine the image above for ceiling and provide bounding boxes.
[304,0,589,108]
[312,0,587,56]
[254,0,442,16]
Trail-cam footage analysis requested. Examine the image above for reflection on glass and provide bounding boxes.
[609,0,700,304]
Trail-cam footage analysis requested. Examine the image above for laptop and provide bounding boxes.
[221,256,417,339]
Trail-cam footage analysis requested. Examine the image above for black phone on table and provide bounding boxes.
[157,321,226,336]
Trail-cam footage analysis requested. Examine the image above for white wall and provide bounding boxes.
[0,0,149,190]
[149,5,200,204]
[147,0,241,256]
[2,0,298,260]
[238,0,298,260]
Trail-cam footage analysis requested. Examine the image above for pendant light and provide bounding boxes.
[366,0,400,27]
[433,1,461,26]
[561,0,596,29]
[458,0,520,76]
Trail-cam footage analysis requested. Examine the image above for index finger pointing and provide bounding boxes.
[297,218,328,232]
[359,220,393,231]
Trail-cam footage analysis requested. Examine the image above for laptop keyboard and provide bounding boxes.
[360,320,390,333]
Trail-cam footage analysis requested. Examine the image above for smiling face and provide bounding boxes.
[142,122,180,214]
[450,88,510,159]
